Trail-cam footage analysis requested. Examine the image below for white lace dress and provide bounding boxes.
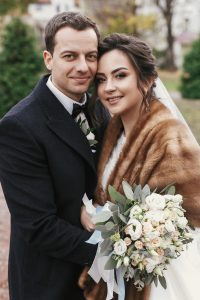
[102,133,200,300]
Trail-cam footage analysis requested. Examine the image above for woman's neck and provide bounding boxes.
[120,103,144,137]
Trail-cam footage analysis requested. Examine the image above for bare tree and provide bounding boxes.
[154,0,177,70]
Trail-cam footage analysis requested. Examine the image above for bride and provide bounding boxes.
[80,33,200,300]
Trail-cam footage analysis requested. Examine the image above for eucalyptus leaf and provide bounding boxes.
[95,224,109,232]
[158,275,167,289]
[133,185,142,201]
[92,211,112,224]
[119,213,127,224]
[167,185,176,195]
[108,185,127,205]
[100,238,113,254]
[153,276,158,287]
[104,256,118,270]
[142,184,151,197]
[134,269,140,281]
[160,183,175,194]
[81,120,88,135]
[101,230,116,239]
[105,221,115,231]
[145,273,154,285]
[122,180,134,200]
[112,210,120,224]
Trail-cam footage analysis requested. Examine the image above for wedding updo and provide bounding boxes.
[98,33,158,109]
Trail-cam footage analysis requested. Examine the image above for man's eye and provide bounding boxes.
[87,54,97,62]
[63,54,75,60]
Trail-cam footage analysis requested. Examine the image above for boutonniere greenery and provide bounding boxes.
[76,117,98,148]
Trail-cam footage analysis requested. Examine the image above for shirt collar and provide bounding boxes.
[46,76,87,115]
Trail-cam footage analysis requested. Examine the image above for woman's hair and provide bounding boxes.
[97,33,158,109]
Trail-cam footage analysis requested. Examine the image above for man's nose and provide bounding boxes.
[76,56,89,73]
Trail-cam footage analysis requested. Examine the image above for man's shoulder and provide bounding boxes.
[1,75,50,122]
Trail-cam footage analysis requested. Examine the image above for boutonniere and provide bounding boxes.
[76,117,98,149]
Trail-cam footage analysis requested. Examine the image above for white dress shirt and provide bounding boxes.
[46,76,87,115]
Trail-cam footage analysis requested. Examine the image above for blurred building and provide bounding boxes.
[27,0,85,31]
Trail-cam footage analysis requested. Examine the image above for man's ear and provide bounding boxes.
[43,50,53,71]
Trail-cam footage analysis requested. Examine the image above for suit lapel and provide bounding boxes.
[34,75,96,173]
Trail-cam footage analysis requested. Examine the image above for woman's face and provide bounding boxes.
[96,49,143,116]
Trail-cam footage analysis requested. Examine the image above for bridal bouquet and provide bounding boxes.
[86,181,193,297]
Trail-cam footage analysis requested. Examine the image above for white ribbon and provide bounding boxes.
[83,194,125,300]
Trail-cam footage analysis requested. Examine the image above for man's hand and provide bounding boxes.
[80,205,95,232]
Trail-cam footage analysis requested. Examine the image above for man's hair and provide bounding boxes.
[45,11,100,54]
[98,33,158,109]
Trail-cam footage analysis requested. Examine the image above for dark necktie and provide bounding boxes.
[72,103,87,118]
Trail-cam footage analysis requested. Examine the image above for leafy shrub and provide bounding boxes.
[180,38,200,99]
[0,18,43,117]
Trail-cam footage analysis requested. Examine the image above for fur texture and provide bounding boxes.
[81,99,200,300]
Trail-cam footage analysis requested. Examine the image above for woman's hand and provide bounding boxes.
[80,205,95,232]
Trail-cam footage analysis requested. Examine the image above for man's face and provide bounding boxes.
[43,27,98,101]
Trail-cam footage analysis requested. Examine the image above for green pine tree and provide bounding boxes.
[180,38,200,99]
[0,18,43,117]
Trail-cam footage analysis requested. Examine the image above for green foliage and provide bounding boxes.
[0,0,33,15]
[180,38,200,99]
[0,18,43,117]
[104,10,156,36]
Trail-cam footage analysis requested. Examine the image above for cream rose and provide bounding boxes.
[145,193,166,210]
[135,241,144,249]
[130,205,142,217]
[165,220,176,232]
[113,239,127,256]
[177,216,188,229]
[125,219,142,241]
[143,221,153,234]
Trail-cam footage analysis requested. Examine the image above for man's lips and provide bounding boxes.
[70,76,91,83]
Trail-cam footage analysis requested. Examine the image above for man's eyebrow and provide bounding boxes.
[96,67,128,76]
[60,50,98,55]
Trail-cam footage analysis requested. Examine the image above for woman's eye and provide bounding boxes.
[96,77,105,84]
[116,72,126,79]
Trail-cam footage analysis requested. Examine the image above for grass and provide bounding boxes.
[158,70,200,144]
[158,70,180,91]
[175,99,200,144]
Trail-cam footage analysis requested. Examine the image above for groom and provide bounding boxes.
[0,12,107,300]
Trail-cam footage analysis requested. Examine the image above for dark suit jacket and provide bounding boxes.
[0,75,107,300]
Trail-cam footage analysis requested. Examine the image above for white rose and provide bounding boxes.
[130,205,142,217]
[176,216,188,229]
[145,231,160,240]
[124,237,132,246]
[113,239,127,256]
[145,193,166,210]
[125,219,142,241]
[165,194,183,204]
[154,266,163,276]
[86,131,95,140]
[143,221,153,234]
[171,207,184,217]
[123,256,130,266]
[145,258,158,273]
[165,220,176,232]
[144,210,165,223]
